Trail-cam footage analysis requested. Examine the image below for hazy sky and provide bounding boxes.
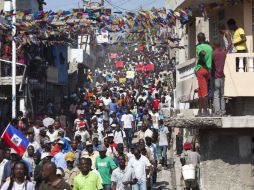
[44,0,165,12]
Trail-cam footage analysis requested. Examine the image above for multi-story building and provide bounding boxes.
[0,0,39,12]
[166,0,254,189]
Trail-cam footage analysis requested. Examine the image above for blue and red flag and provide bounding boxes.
[1,124,29,157]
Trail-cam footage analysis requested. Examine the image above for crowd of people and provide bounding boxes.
[0,65,174,190]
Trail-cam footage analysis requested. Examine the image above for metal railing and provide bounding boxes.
[0,58,26,77]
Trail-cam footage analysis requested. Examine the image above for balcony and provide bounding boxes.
[224,53,254,97]
[0,60,26,86]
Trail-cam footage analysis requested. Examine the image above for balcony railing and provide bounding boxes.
[0,59,26,86]
[224,53,254,97]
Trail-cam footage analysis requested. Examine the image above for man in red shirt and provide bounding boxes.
[152,93,161,110]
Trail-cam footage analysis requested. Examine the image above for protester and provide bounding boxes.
[73,158,103,190]
[64,152,79,188]
[95,145,117,190]
[0,149,8,187]
[1,161,35,190]
[111,155,137,190]
[39,162,71,190]
[121,109,134,145]
[128,148,151,190]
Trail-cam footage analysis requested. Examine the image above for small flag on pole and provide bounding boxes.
[1,124,29,157]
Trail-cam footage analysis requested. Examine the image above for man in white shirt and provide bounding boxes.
[74,126,90,143]
[149,108,160,130]
[121,109,134,145]
[113,124,126,144]
[158,120,170,166]
[112,155,137,190]
[0,149,8,187]
[27,128,41,152]
[128,148,151,190]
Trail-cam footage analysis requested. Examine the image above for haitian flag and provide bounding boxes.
[1,124,29,157]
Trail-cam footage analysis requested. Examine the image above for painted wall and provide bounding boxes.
[200,129,254,190]
[51,45,68,85]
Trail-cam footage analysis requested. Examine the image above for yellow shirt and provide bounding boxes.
[233,28,247,51]
[73,171,103,190]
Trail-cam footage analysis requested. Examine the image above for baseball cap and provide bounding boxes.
[41,152,52,160]
[58,140,64,145]
[65,152,76,162]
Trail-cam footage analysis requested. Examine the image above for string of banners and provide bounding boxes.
[0,7,192,46]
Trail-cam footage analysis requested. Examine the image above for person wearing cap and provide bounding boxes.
[111,155,137,190]
[180,142,200,190]
[51,140,67,169]
[74,114,88,131]
[95,145,117,190]
[81,141,99,170]
[64,152,80,188]
[73,158,103,190]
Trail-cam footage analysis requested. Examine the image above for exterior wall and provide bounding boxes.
[0,0,39,12]
[165,0,185,10]
[200,129,254,190]
[16,0,39,12]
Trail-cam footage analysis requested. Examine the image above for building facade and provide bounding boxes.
[165,0,254,189]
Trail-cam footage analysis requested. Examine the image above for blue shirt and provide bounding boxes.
[52,152,67,169]
[108,102,117,113]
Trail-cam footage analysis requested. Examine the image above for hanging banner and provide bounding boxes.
[110,53,118,59]
[119,78,127,83]
[126,71,135,79]
[135,64,145,71]
[115,61,124,68]
[146,63,155,71]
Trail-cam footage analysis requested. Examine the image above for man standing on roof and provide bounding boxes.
[195,32,213,117]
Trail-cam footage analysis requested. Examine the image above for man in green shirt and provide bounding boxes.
[96,145,117,190]
[195,32,213,116]
[73,158,103,190]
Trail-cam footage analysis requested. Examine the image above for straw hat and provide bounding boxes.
[95,109,102,115]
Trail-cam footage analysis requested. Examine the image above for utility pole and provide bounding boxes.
[12,0,17,119]
[101,0,104,6]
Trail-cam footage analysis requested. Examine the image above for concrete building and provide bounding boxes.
[165,0,254,189]
[0,0,39,12]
